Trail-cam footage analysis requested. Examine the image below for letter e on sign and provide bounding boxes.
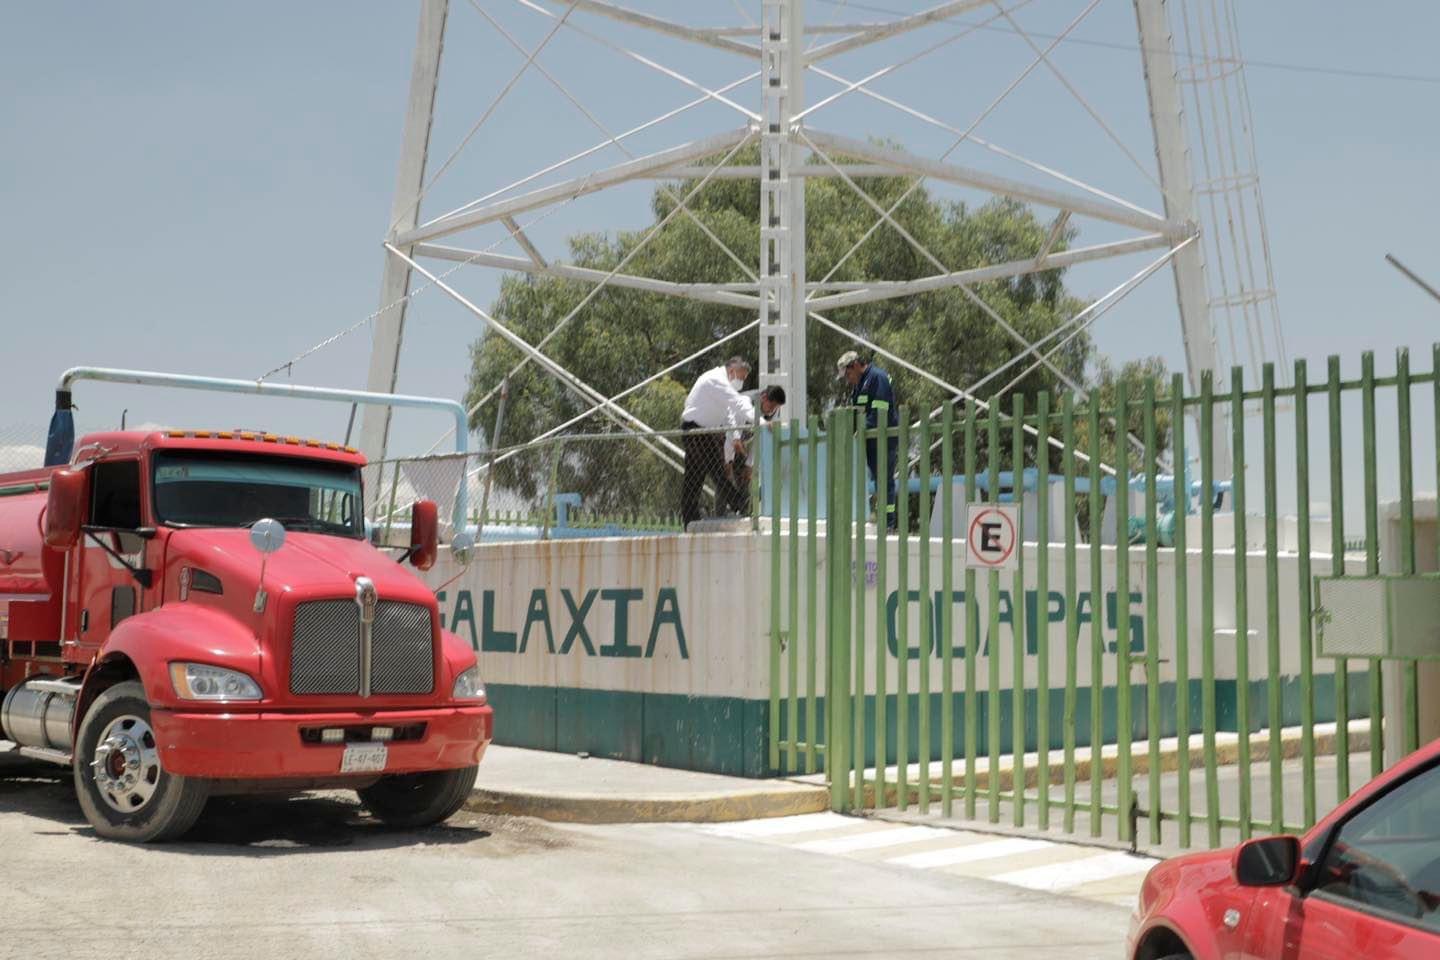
[965,504,1019,571]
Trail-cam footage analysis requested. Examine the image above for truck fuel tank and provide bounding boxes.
[0,471,64,597]
[1,677,77,752]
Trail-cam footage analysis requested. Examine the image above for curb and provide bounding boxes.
[465,783,830,824]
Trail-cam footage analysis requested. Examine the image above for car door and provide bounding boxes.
[1245,760,1440,959]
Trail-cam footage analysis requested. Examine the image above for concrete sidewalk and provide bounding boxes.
[468,720,1375,827]
[467,745,829,823]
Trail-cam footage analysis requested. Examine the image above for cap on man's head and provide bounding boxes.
[835,350,861,379]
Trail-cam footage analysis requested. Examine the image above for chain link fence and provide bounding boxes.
[368,425,765,544]
[0,425,48,474]
[0,420,138,474]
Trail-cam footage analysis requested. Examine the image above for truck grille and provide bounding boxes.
[290,599,434,696]
[371,601,435,694]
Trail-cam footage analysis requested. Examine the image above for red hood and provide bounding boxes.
[164,528,435,606]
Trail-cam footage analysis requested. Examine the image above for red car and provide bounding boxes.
[1128,738,1440,959]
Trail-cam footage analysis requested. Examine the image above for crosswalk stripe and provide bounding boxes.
[792,825,954,854]
[885,837,1052,869]
[689,816,1156,909]
[988,851,1155,892]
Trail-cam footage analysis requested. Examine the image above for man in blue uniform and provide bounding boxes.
[837,350,899,530]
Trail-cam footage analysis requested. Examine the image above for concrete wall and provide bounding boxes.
[426,532,772,775]
[426,526,1364,777]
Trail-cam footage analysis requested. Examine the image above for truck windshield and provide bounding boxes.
[152,452,364,538]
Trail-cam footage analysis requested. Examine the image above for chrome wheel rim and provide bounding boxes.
[91,714,162,814]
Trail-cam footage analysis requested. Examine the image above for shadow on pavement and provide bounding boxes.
[0,759,506,855]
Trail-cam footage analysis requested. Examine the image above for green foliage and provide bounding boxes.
[464,144,1169,514]
[1073,356,1175,470]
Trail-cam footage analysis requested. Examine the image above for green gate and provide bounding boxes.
[768,348,1440,850]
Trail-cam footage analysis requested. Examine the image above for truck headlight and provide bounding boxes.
[452,664,486,702]
[169,663,263,701]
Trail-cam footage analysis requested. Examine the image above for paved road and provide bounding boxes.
[0,758,1131,960]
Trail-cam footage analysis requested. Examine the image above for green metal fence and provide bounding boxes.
[768,348,1439,850]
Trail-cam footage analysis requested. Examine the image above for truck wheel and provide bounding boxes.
[358,765,477,829]
[73,681,210,843]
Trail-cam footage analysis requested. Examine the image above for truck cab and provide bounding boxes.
[1,425,491,842]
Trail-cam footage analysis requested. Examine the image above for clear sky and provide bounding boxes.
[3,0,1438,487]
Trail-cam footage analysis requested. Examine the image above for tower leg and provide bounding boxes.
[1134,0,1229,476]
[360,0,450,467]
[758,0,807,419]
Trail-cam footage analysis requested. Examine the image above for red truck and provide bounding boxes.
[0,368,492,842]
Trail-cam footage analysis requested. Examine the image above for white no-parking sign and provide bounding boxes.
[965,504,1019,571]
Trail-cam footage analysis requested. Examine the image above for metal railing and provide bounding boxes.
[768,347,1439,852]
[369,425,754,543]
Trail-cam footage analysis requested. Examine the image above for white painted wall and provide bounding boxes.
[425,526,1355,705]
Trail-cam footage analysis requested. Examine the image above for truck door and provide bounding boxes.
[74,458,148,650]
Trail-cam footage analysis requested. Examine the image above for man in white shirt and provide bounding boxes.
[680,357,784,527]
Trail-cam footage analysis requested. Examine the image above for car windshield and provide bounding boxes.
[152,451,363,538]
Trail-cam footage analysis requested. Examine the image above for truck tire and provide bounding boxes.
[359,765,477,829]
[73,681,210,843]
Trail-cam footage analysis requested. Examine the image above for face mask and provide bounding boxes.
[730,378,744,391]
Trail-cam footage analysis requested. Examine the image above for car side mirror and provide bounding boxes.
[1235,835,1301,887]
[409,499,439,571]
[43,468,89,549]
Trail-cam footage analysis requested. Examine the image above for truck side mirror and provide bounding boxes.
[409,499,438,571]
[450,531,476,567]
[43,468,88,549]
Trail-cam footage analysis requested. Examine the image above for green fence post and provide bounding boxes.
[1143,378,1162,846]
[1361,351,1382,776]
[1231,366,1252,841]
[843,410,858,807]
[897,413,912,810]
[1327,355,1349,801]
[1294,360,1316,828]
[1396,348,1419,756]
[1115,383,1134,845]
[988,399,1003,823]
[827,411,849,809]
[941,402,956,818]
[964,401,980,819]
[1435,344,1440,593]
[1036,392,1051,829]
[826,412,837,790]
[1201,372,1220,848]
[1011,393,1027,827]
[1172,373,1192,848]
[1062,393,1079,834]
[875,415,890,806]
[788,420,802,774]
[854,413,868,810]
[1087,393,1104,837]
[770,421,783,775]
[918,415,934,814]
[807,416,820,774]
[1262,364,1284,834]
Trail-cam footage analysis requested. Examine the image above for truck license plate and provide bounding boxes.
[340,743,388,773]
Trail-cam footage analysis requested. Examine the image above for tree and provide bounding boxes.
[1073,356,1175,470]
[464,145,1133,515]
[1068,356,1177,542]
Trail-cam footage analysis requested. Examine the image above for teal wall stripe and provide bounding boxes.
[485,683,770,777]
[486,672,1371,778]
